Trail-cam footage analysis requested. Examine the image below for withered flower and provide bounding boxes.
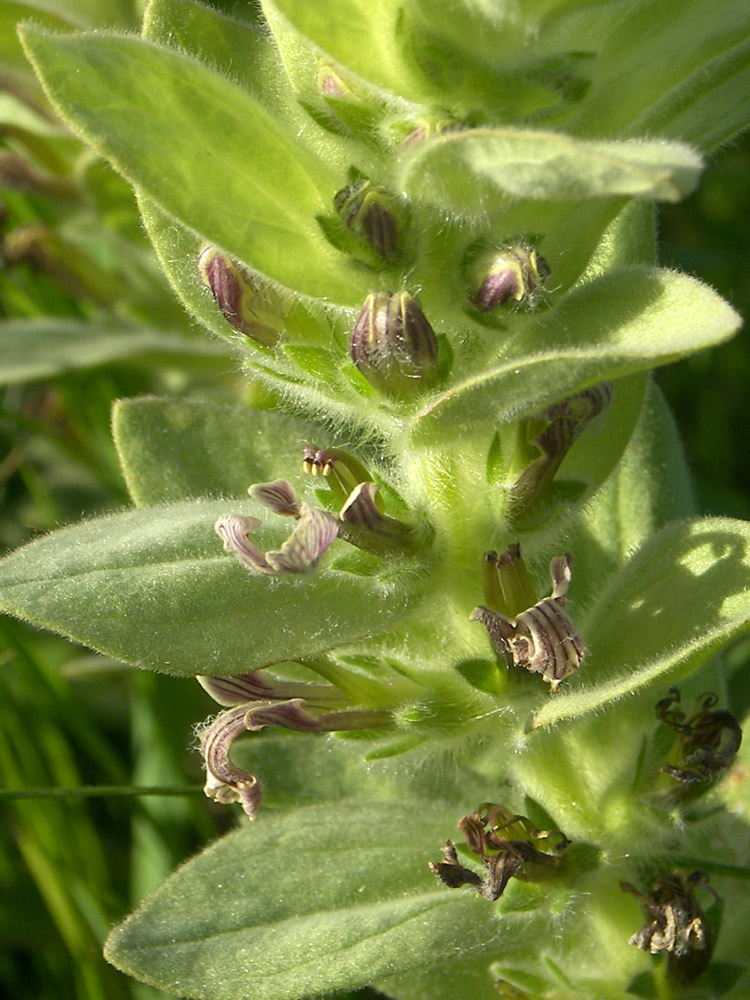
[621,870,719,984]
[510,383,613,517]
[656,687,742,785]
[430,803,569,901]
[197,668,393,819]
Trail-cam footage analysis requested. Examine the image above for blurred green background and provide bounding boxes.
[658,133,750,521]
[1,2,748,998]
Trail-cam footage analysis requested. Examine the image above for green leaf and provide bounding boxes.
[398,128,703,210]
[0,319,228,386]
[263,0,432,105]
[377,954,505,1000]
[632,37,750,151]
[104,801,505,1000]
[530,517,750,730]
[112,397,314,506]
[142,0,302,125]
[568,380,697,606]
[555,0,750,150]
[0,499,424,676]
[19,26,371,305]
[409,267,741,442]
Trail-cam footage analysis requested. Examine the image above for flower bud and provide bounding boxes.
[349,291,439,398]
[316,62,379,138]
[333,180,403,260]
[470,244,550,311]
[197,244,283,348]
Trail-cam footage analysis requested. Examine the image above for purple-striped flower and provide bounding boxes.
[471,546,584,693]
[215,480,339,576]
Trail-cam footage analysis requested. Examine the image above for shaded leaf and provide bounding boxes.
[104,801,506,1000]
[142,0,302,124]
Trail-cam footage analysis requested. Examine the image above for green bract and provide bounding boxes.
[2,0,750,997]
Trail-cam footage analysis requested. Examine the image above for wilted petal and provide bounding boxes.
[216,505,339,576]
[431,803,568,901]
[198,704,263,819]
[197,672,349,708]
[657,688,742,785]
[621,872,717,985]
[215,514,271,573]
[248,479,301,517]
[264,504,339,573]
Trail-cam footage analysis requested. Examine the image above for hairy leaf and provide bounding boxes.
[104,801,508,1000]
[263,0,430,104]
[112,398,314,506]
[19,26,371,304]
[0,499,424,675]
[409,267,741,441]
[531,517,750,730]
[399,129,703,209]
